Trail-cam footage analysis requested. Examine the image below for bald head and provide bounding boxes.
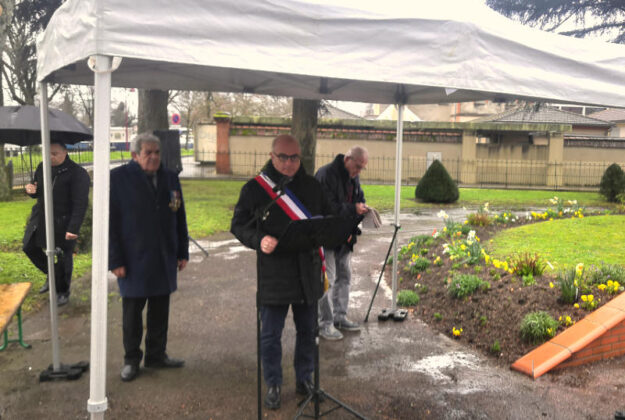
[344,145,368,178]
[271,134,301,177]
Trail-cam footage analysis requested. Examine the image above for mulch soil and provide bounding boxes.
[394,217,618,367]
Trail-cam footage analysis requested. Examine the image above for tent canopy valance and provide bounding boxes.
[38,0,625,107]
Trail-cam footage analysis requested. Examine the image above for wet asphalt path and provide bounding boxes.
[2,209,625,419]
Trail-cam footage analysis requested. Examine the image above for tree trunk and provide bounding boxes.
[0,0,16,201]
[138,89,169,133]
[291,98,319,175]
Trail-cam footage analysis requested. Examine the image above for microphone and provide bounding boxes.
[273,176,293,193]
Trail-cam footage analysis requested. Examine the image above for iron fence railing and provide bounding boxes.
[6,146,621,191]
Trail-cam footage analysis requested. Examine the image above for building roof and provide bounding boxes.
[482,104,613,127]
[588,108,625,123]
[319,103,362,120]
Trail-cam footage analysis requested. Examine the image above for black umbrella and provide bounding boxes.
[0,105,92,146]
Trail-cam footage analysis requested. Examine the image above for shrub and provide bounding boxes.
[599,163,625,202]
[588,263,625,286]
[448,274,490,299]
[407,255,430,274]
[522,274,536,286]
[511,253,546,277]
[415,160,459,203]
[466,212,491,227]
[433,312,443,321]
[520,311,558,344]
[557,268,580,304]
[397,290,420,306]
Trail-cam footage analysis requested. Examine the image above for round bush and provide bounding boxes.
[415,160,459,203]
[599,163,625,202]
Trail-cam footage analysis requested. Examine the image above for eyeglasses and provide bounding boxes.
[273,153,301,163]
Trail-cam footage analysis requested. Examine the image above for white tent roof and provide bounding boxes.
[38,0,625,107]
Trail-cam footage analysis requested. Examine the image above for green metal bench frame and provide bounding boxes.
[1,305,31,350]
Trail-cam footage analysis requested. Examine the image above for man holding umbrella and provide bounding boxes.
[23,141,90,306]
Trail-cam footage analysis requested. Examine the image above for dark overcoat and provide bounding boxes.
[230,161,333,306]
[314,153,365,249]
[109,160,189,298]
[23,156,90,248]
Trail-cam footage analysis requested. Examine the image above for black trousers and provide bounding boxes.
[122,294,170,366]
[22,233,75,295]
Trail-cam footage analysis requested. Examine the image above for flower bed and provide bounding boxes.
[394,198,625,366]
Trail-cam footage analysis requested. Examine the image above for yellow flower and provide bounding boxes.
[547,328,553,335]
[579,214,584,218]
[549,282,554,288]
[598,284,607,291]
[443,227,447,232]
[566,316,572,325]
[574,303,580,309]
[607,280,614,288]
[460,244,466,250]
[587,295,594,303]
[484,255,490,264]
[576,263,584,272]
[558,316,562,321]
[581,295,588,302]
[463,220,468,224]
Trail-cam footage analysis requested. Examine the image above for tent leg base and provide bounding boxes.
[39,361,89,382]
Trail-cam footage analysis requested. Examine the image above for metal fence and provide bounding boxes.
[6,147,620,191]
[195,150,619,190]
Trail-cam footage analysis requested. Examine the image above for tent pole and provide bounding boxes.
[39,83,61,371]
[390,104,404,312]
[87,55,113,419]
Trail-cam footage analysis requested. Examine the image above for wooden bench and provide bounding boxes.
[0,282,32,351]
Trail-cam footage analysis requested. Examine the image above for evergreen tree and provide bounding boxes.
[487,0,625,43]
[415,160,459,204]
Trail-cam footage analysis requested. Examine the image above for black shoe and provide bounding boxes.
[39,282,49,294]
[57,294,69,306]
[144,356,185,368]
[264,386,281,410]
[120,364,139,382]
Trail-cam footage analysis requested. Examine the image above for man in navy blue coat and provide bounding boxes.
[109,132,189,382]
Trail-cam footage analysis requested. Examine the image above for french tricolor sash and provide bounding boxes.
[255,172,328,286]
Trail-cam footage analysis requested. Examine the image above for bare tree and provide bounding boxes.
[0,0,16,201]
[2,0,63,106]
[291,98,320,175]
[138,89,169,133]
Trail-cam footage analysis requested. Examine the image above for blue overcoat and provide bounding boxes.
[109,160,189,298]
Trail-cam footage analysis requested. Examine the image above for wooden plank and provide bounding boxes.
[0,283,32,334]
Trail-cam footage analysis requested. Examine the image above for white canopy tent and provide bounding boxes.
[36,0,625,417]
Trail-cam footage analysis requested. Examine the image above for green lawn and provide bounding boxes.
[9,148,195,175]
[362,185,608,212]
[489,215,625,271]
[0,178,618,310]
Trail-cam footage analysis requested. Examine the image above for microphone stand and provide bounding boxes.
[243,187,288,420]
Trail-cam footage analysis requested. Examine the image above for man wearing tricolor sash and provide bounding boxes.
[231,134,333,410]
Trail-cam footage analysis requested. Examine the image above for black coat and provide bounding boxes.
[23,156,90,248]
[109,160,189,298]
[315,154,365,248]
[230,161,333,306]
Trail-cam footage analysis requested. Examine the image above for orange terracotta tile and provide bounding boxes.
[605,293,625,311]
[585,306,625,330]
[550,319,606,353]
[511,342,571,379]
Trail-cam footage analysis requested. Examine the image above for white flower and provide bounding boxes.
[437,210,449,220]
[467,230,476,241]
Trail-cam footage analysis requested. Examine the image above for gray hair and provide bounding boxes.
[346,145,368,161]
[130,132,161,154]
